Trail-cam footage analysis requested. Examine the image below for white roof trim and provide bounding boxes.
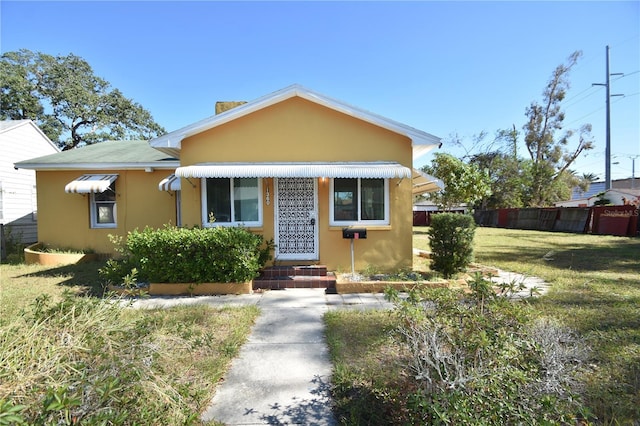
[65,174,118,194]
[175,162,412,179]
[159,174,181,191]
[412,169,444,195]
[150,84,441,155]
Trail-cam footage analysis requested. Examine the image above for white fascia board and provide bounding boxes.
[14,161,180,171]
[148,84,442,151]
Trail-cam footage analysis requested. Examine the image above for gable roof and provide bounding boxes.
[0,119,60,152]
[14,140,179,170]
[149,84,442,159]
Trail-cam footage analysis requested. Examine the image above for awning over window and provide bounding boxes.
[158,174,181,191]
[175,162,412,179]
[64,174,118,194]
[412,169,444,195]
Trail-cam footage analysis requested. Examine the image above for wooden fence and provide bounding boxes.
[472,206,639,237]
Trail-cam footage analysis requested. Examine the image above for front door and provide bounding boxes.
[274,177,318,260]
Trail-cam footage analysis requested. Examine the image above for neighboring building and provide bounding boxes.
[0,120,59,246]
[556,188,640,207]
[16,85,441,272]
[571,178,639,201]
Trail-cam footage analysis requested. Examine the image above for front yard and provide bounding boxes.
[1,227,638,424]
[327,227,640,424]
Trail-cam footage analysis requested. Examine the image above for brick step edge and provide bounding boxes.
[253,275,336,290]
[259,265,328,278]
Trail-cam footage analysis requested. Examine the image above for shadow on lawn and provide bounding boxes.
[21,261,106,297]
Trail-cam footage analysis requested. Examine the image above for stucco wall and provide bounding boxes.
[179,97,413,272]
[36,169,177,254]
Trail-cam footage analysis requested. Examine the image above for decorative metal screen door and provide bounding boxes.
[274,178,318,260]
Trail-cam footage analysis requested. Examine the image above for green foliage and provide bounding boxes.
[0,225,25,264]
[421,152,491,210]
[0,400,26,425]
[0,49,165,149]
[389,282,589,425]
[468,150,531,209]
[428,213,476,278]
[101,225,274,284]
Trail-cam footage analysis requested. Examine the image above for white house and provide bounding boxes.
[555,188,640,208]
[1,120,59,247]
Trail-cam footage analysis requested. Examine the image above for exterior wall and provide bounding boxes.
[36,169,178,254]
[0,121,59,243]
[179,97,413,272]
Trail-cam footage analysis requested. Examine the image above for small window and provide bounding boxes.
[91,182,117,228]
[330,178,389,225]
[202,178,262,226]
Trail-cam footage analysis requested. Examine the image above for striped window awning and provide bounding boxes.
[158,174,181,191]
[175,162,412,179]
[412,169,444,195]
[65,174,118,194]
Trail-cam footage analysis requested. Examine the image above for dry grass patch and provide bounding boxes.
[0,262,259,424]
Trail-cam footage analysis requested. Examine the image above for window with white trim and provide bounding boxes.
[330,178,389,225]
[90,181,117,228]
[202,178,262,226]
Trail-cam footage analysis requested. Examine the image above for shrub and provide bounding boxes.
[101,225,274,284]
[428,213,476,278]
[385,277,589,424]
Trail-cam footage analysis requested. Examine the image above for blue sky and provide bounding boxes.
[1,1,639,181]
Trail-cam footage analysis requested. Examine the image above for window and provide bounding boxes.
[202,178,262,226]
[330,178,388,225]
[90,181,117,228]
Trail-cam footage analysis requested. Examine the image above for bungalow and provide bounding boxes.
[15,85,441,272]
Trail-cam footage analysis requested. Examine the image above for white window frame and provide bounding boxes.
[90,183,117,229]
[201,177,263,227]
[329,178,389,226]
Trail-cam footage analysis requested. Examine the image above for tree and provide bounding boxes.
[467,127,530,209]
[421,152,491,210]
[523,51,594,206]
[1,49,165,150]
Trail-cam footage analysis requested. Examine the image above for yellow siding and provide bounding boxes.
[180,97,413,272]
[36,170,177,254]
[35,96,416,271]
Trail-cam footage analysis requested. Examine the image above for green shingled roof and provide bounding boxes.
[15,140,179,170]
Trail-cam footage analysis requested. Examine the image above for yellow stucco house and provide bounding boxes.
[16,85,441,275]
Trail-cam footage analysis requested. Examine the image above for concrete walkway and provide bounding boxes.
[129,269,546,425]
[131,289,392,425]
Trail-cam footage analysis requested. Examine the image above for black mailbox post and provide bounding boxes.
[342,228,367,239]
[343,227,367,275]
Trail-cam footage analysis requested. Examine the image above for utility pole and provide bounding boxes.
[593,45,623,190]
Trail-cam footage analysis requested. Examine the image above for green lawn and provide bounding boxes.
[327,227,640,424]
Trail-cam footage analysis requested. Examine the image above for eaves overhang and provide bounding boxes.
[14,161,180,171]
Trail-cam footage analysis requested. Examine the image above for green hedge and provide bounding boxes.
[428,213,476,278]
[105,226,272,284]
